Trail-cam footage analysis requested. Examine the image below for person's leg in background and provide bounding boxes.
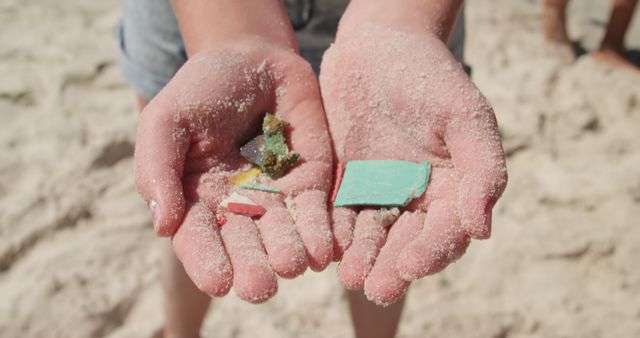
[593,0,640,72]
[157,240,211,338]
[542,0,576,62]
[543,0,639,72]
[347,291,405,338]
[543,0,572,46]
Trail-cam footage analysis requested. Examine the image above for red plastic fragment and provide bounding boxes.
[226,202,266,217]
[331,163,345,203]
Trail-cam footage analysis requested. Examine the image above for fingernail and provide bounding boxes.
[149,200,158,230]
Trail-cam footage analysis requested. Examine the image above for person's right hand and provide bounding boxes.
[135,40,334,303]
[320,22,508,306]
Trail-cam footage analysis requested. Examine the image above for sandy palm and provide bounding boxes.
[135,44,333,303]
[320,25,508,305]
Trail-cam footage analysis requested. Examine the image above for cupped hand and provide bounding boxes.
[320,25,507,305]
[135,41,333,303]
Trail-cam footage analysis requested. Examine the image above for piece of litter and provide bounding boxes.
[220,192,257,208]
[228,168,261,185]
[227,202,266,217]
[240,135,265,167]
[333,160,431,207]
[262,113,300,178]
[330,163,345,203]
[239,183,282,193]
[240,113,300,179]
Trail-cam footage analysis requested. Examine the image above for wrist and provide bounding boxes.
[340,0,462,41]
[172,0,298,56]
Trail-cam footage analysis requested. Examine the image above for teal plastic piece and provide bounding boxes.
[333,160,431,207]
[239,183,282,193]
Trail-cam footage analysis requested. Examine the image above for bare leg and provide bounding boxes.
[601,0,638,50]
[348,290,405,338]
[543,0,571,45]
[138,96,212,338]
[593,0,640,73]
[160,241,211,338]
[542,0,576,62]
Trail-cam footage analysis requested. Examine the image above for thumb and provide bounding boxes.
[135,94,189,236]
[445,98,507,239]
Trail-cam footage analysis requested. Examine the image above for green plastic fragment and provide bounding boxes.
[261,113,300,178]
[239,183,282,193]
[240,113,300,179]
[333,160,431,207]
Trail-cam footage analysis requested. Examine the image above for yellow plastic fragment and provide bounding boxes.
[228,168,261,185]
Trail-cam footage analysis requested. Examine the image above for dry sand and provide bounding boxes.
[1,0,639,337]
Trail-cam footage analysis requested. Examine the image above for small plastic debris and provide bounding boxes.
[240,113,300,179]
[239,183,282,193]
[220,192,257,208]
[220,192,267,217]
[330,163,345,203]
[227,202,266,217]
[240,135,265,167]
[262,113,300,178]
[229,168,261,185]
[333,160,431,207]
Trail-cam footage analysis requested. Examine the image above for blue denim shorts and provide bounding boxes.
[117,0,467,101]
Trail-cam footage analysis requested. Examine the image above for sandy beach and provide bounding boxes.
[1,0,639,337]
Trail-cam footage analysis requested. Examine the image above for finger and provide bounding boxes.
[273,161,332,195]
[217,187,308,278]
[291,190,333,271]
[220,214,278,303]
[256,206,308,278]
[445,91,508,239]
[135,95,189,236]
[171,203,232,297]
[265,57,334,271]
[273,56,333,166]
[331,207,358,261]
[364,211,424,306]
[396,200,470,281]
[239,190,308,278]
[337,210,387,290]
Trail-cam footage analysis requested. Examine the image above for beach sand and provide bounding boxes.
[1,0,639,337]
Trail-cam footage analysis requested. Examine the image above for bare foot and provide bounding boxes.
[592,47,640,75]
